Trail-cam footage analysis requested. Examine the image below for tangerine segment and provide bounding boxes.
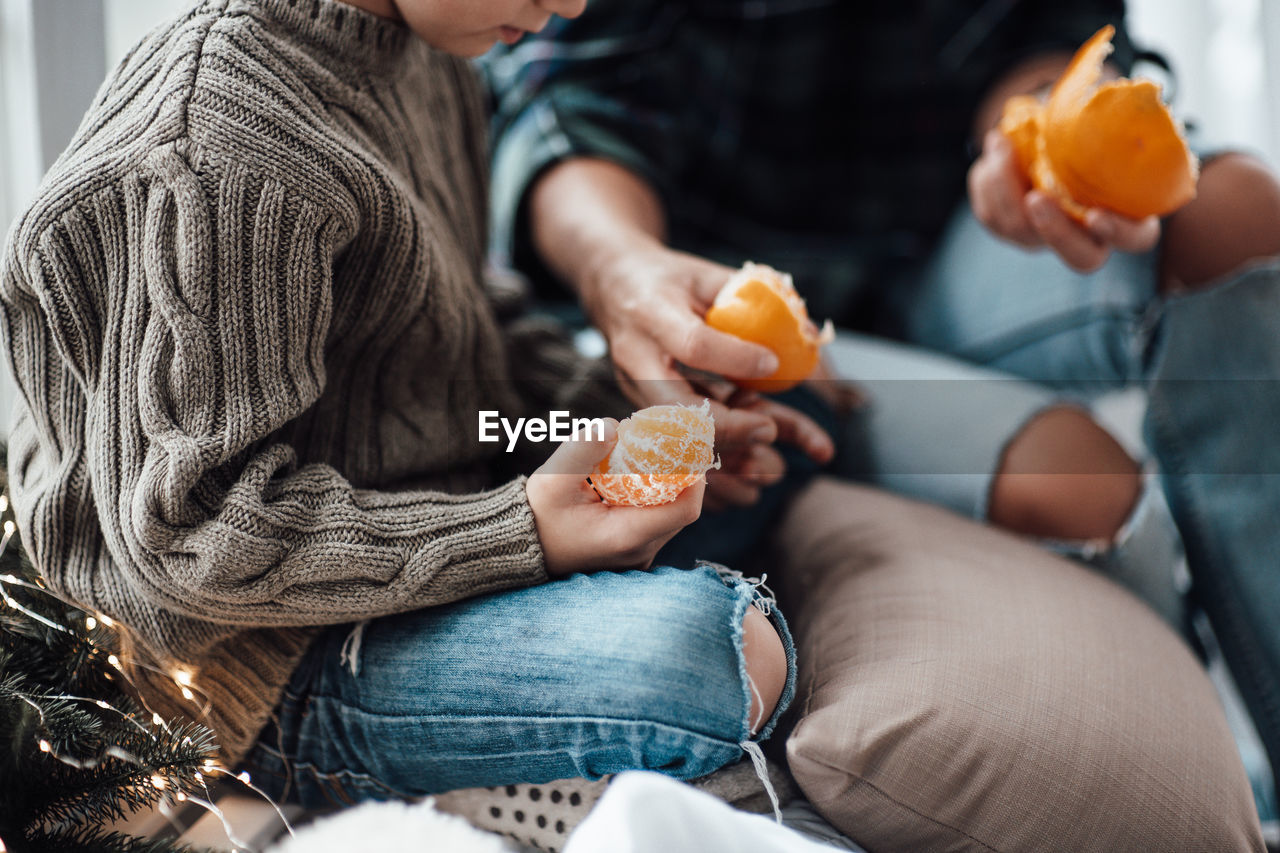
[999,25,1198,221]
[704,262,834,393]
[589,400,719,506]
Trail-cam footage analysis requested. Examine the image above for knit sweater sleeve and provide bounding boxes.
[5,143,548,628]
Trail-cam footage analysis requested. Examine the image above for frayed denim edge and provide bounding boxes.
[700,560,798,822]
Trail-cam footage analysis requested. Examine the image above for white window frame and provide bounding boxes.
[0,0,106,431]
[1,0,106,235]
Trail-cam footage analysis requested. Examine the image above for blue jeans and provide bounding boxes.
[240,565,795,810]
[879,205,1280,819]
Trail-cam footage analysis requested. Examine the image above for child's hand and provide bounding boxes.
[969,128,1161,272]
[526,420,705,576]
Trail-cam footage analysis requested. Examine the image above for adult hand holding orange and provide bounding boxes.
[705,262,834,393]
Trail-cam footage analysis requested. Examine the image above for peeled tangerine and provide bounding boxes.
[705,262,834,393]
[999,25,1198,221]
[589,400,719,507]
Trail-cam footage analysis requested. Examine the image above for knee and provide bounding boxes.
[989,407,1141,542]
[1162,152,1280,291]
[741,605,787,734]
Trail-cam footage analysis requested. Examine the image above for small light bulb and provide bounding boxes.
[176,791,187,802]
[85,616,97,630]
[174,670,193,687]
[38,739,51,753]
[3,521,14,535]
[151,775,167,789]
[237,771,251,785]
[107,654,121,669]
[0,493,9,512]
[180,687,195,701]
[96,700,110,709]
[152,713,164,726]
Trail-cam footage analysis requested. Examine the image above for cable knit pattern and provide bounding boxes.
[0,0,549,765]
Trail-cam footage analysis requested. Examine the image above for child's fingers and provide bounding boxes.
[535,419,619,477]
[1084,209,1161,253]
[604,477,705,545]
[1026,191,1109,272]
[970,130,1041,247]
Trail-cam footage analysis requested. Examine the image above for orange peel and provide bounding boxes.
[998,25,1198,221]
[704,262,834,393]
[588,400,719,506]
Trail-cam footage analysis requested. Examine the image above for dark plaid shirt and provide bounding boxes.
[482,0,1133,325]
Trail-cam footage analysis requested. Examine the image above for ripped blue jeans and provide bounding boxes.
[864,204,1280,821]
[239,565,794,810]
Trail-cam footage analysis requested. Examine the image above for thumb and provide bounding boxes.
[537,418,619,477]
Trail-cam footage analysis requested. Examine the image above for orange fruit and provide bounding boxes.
[589,400,719,506]
[704,262,834,393]
[999,25,1198,221]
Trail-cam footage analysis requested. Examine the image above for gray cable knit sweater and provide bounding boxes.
[0,0,555,765]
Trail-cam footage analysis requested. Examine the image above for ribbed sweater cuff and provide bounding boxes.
[407,476,548,604]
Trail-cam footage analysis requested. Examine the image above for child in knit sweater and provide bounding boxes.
[0,0,792,815]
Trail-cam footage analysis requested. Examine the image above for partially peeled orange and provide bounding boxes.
[704,262,834,393]
[589,400,719,506]
[999,25,1198,221]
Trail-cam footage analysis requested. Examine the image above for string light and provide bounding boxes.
[0,489,295,842]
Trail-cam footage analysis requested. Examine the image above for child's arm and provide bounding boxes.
[1,150,573,629]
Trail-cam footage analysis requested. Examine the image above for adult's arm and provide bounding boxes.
[485,4,834,504]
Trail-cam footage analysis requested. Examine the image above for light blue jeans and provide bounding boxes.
[856,205,1280,821]
[240,565,795,810]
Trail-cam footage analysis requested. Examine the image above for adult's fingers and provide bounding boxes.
[1026,191,1110,272]
[630,293,778,380]
[704,468,763,508]
[740,396,835,463]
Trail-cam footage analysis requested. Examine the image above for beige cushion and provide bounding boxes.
[774,478,1263,853]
